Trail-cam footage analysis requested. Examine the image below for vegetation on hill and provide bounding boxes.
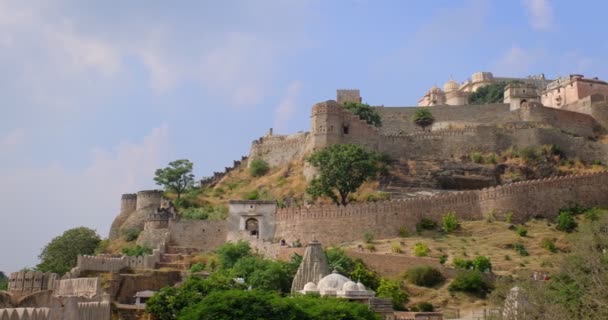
[343,102,382,127]
[468,82,507,105]
[249,159,270,177]
[411,108,435,131]
[154,159,195,199]
[0,271,7,291]
[307,144,383,206]
[37,227,101,275]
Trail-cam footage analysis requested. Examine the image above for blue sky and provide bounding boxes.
[1,0,606,272]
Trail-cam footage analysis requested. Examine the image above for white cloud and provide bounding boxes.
[0,125,170,272]
[493,46,542,76]
[273,81,303,133]
[522,0,554,31]
[0,128,26,147]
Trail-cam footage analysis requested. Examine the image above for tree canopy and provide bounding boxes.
[411,108,435,131]
[0,271,7,291]
[36,227,101,275]
[154,159,195,199]
[468,82,507,105]
[343,102,382,127]
[306,144,381,206]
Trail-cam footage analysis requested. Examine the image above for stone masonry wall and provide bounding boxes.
[168,219,228,251]
[274,172,608,246]
[249,132,309,167]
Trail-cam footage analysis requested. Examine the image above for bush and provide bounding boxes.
[439,255,448,265]
[377,278,408,311]
[398,226,409,237]
[541,238,557,253]
[505,212,513,224]
[122,245,152,257]
[343,102,383,127]
[403,266,445,287]
[365,244,376,252]
[414,302,434,312]
[448,270,493,297]
[391,242,402,253]
[416,219,437,232]
[189,263,205,273]
[123,229,141,242]
[442,212,459,233]
[516,226,528,237]
[518,147,541,163]
[363,232,374,244]
[413,243,430,257]
[584,207,601,221]
[245,189,260,200]
[485,153,498,164]
[513,243,529,256]
[470,152,483,164]
[249,159,270,177]
[453,257,474,270]
[472,256,492,273]
[555,211,577,232]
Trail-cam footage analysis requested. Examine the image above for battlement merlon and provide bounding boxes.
[336,89,362,105]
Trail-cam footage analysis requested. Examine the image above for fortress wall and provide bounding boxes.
[77,301,110,320]
[375,104,514,135]
[520,104,599,137]
[249,132,310,167]
[54,278,100,298]
[135,190,163,211]
[168,219,228,251]
[0,308,51,320]
[112,271,181,304]
[7,272,58,299]
[275,172,608,245]
[76,256,128,273]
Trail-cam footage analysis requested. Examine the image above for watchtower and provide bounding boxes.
[504,83,540,111]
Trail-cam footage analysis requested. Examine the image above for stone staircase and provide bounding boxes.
[155,246,200,271]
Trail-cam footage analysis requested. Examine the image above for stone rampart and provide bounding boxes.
[76,241,165,274]
[249,132,309,167]
[7,272,58,299]
[168,219,228,251]
[275,172,608,245]
[76,301,110,320]
[201,156,248,187]
[54,278,100,298]
[520,103,600,137]
[0,308,50,320]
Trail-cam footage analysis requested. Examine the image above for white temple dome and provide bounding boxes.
[342,281,359,292]
[356,282,366,291]
[443,79,459,92]
[303,282,318,291]
[317,271,350,291]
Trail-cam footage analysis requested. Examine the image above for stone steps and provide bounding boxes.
[155,262,190,271]
[160,254,187,263]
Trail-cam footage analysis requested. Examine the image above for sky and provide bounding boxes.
[1,0,607,273]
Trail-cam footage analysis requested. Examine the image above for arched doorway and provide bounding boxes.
[245,218,259,237]
[520,99,528,108]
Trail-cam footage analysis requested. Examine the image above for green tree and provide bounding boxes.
[215,241,252,269]
[376,278,408,311]
[37,227,101,275]
[468,82,507,105]
[291,295,381,320]
[448,270,493,297]
[231,256,294,293]
[154,159,195,199]
[343,102,382,127]
[307,144,380,206]
[249,159,270,177]
[411,108,435,131]
[350,261,380,291]
[0,271,7,291]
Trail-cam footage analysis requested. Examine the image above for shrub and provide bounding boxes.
[453,257,474,270]
[189,263,205,273]
[416,219,437,232]
[518,147,541,163]
[403,266,445,287]
[505,212,513,224]
[398,226,409,237]
[249,159,270,177]
[584,207,601,221]
[363,232,374,244]
[555,211,577,232]
[560,203,586,216]
[448,270,493,297]
[516,226,528,237]
[442,212,459,233]
[377,278,408,311]
[122,245,152,257]
[365,244,376,252]
[472,256,492,273]
[470,152,483,164]
[244,189,260,200]
[413,243,430,257]
[513,243,529,256]
[439,255,448,265]
[414,302,434,312]
[485,153,498,164]
[541,238,557,253]
[391,242,402,253]
[123,229,141,242]
[504,255,511,261]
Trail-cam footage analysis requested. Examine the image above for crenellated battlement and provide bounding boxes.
[0,308,50,320]
[7,272,58,298]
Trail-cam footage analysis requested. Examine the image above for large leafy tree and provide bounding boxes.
[307,144,380,206]
[343,102,382,127]
[231,256,295,294]
[154,159,195,199]
[411,108,435,131]
[468,82,507,105]
[37,227,101,275]
[215,241,252,270]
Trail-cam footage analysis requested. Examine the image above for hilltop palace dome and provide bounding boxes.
[443,79,459,93]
